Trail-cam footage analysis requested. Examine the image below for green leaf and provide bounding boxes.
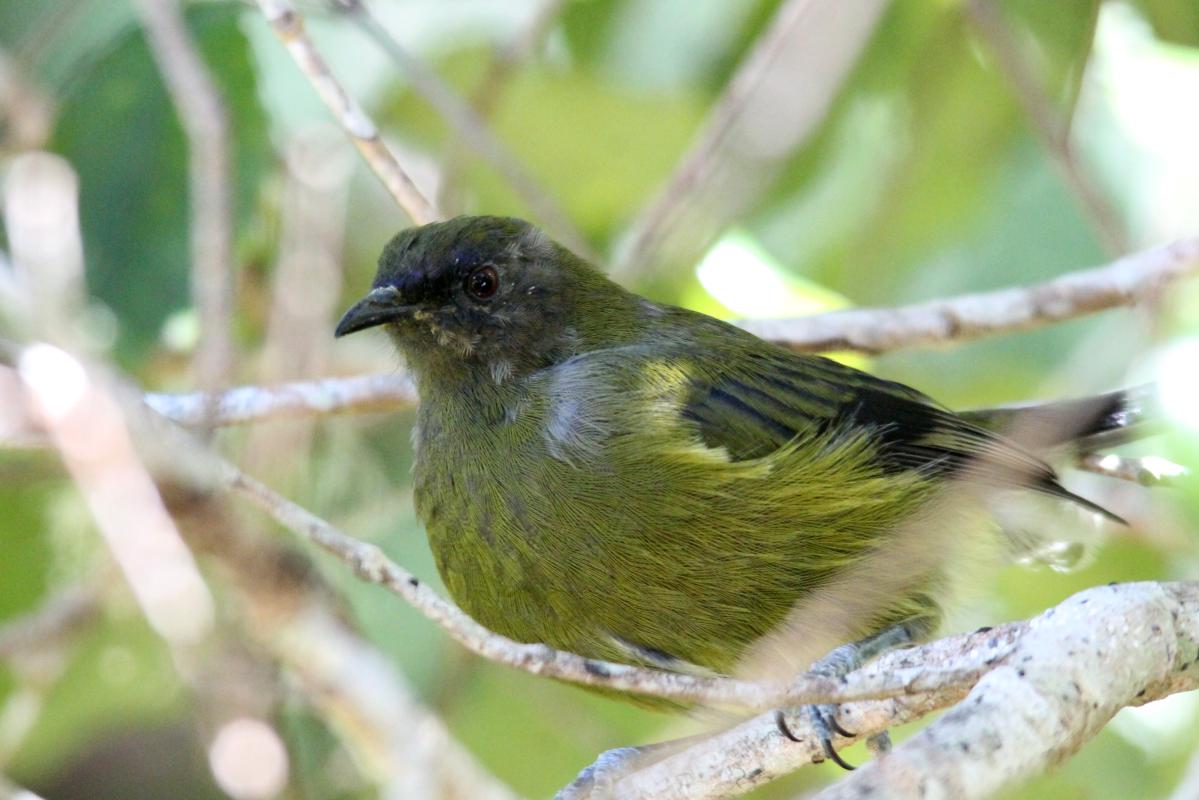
[1130,0,1199,47]
[383,53,706,242]
[50,3,271,364]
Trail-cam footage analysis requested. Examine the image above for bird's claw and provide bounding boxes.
[775,705,857,771]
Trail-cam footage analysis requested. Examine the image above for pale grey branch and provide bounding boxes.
[613,0,891,282]
[339,0,595,260]
[134,0,236,394]
[609,582,1199,800]
[742,237,1199,354]
[254,0,439,225]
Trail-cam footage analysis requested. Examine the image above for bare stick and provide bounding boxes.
[966,0,1128,255]
[1077,452,1186,487]
[0,588,99,661]
[742,237,1199,354]
[613,0,891,282]
[144,372,418,426]
[339,0,596,260]
[268,601,519,800]
[254,0,439,225]
[138,237,1198,429]
[18,345,216,647]
[134,0,236,393]
[468,0,567,119]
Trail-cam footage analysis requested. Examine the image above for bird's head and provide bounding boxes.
[335,216,631,385]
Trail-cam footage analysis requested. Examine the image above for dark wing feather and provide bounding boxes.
[680,350,1122,522]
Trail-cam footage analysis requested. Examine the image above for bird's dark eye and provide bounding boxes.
[465,265,499,300]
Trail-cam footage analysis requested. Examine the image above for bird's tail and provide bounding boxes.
[960,384,1159,454]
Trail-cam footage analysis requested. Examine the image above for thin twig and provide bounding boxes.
[254,0,439,225]
[0,48,53,150]
[144,372,418,427]
[441,0,567,212]
[613,0,891,282]
[137,237,1199,429]
[467,0,566,121]
[967,0,1128,255]
[1077,452,1186,487]
[269,601,519,800]
[134,0,236,394]
[338,0,596,260]
[164,476,519,800]
[0,588,99,661]
[742,237,1199,354]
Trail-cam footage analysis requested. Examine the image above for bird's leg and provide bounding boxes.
[776,622,919,770]
[554,735,704,800]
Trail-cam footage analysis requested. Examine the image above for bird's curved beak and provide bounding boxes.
[334,286,413,337]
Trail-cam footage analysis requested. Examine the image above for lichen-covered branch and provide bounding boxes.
[607,581,1199,800]
[813,581,1199,800]
[254,0,439,225]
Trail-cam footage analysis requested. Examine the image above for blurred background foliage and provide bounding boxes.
[1,0,1198,798]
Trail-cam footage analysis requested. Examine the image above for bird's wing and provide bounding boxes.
[677,347,1118,518]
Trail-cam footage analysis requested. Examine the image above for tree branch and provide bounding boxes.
[965,0,1128,256]
[608,582,1199,799]
[134,0,236,394]
[467,0,566,120]
[141,237,1198,429]
[0,588,99,662]
[336,0,596,260]
[613,0,891,282]
[253,0,439,225]
[143,372,418,427]
[743,237,1199,354]
[813,581,1199,800]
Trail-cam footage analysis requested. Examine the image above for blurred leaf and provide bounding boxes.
[50,4,271,364]
[560,0,626,67]
[384,54,706,241]
[1131,0,1199,47]
[10,615,187,783]
[1002,0,1101,110]
[0,0,136,90]
[0,458,55,620]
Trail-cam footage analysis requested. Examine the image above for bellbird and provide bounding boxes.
[335,215,1138,767]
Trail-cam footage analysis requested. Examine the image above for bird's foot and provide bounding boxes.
[775,624,917,770]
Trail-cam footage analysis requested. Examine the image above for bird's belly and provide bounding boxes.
[411,413,948,677]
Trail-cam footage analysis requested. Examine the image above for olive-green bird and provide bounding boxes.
[335,215,1141,768]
